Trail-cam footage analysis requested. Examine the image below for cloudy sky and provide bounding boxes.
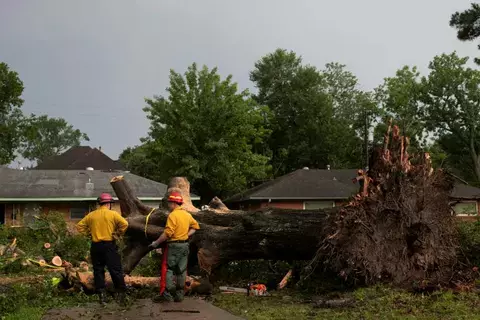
[0,0,478,166]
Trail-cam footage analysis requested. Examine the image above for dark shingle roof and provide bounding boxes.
[226,168,480,203]
[0,168,199,200]
[35,146,125,171]
[226,169,359,202]
[451,183,480,199]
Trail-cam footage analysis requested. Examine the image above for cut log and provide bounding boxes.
[111,123,460,287]
[63,269,160,292]
[61,268,209,294]
[51,256,62,267]
[165,177,199,212]
[36,256,46,265]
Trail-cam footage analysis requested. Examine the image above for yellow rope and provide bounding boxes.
[144,208,156,238]
[27,259,63,270]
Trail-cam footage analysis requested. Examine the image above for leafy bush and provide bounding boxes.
[54,236,90,265]
[131,253,162,277]
[0,212,90,273]
[457,219,480,267]
[0,259,29,274]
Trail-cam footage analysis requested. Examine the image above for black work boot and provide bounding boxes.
[116,292,127,306]
[152,293,174,303]
[98,290,107,306]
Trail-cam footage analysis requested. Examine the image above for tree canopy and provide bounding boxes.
[140,63,271,199]
[119,142,162,182]
[0,62,24,164]
[119,51,480,195]
[450,3,480,64]
[421,52,480,183]
[374,65,425,148]
[250,49,366,175]
[20,114,90,164]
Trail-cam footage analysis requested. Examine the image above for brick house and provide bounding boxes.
[226,168,480,218]
[0,167,199,226]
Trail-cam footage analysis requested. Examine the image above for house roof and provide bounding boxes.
[451,183,480,200]
[35,146,125,171]
[226,169,359,202]
[0,168,200,201]
[226,168,480,203]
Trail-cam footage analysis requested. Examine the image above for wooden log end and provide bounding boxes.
[110,175,124,183]
[52,256,63,267]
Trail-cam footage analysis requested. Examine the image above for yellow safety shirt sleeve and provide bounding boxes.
[164,214,177,239]
[76,214,90,235]
[190,216,200,230]
[115,213,129,235]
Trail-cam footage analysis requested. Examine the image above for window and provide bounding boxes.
[70,206,89,220]
[453,202,478,216]
[304,201,335,210]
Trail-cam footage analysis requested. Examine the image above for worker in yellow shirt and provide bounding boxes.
[77,193,129,305]
[149,191,200,302]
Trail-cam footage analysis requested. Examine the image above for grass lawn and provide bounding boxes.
[213,286,480,320]
[3,307,45,320]
[3,285,480,320]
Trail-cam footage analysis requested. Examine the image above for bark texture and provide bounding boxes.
[112,176,331,275]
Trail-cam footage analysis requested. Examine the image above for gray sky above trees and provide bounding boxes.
[0,0,477,166]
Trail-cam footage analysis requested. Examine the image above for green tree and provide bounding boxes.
[421,52,480,183]
[0,62,24,164]
[119,142,162,182]
[250,49,364,175]
[20,114,90,164]
[322,63,379,167]
[143,63,271,199]
[424,141,448,169]
[450,3,480,64]
[322,62,360,123]
[374,66,425,149]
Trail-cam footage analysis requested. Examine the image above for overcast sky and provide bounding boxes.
[0,0,478,166]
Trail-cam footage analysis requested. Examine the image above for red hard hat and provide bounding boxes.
[98,193,114,204]
[167,191,183,205]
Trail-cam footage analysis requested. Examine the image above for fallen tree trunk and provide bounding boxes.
[118,196,331,274]
[61,268,212,294]
[62,268,160,292]
[114,123,460,286]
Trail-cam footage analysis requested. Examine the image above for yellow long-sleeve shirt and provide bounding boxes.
[164,207,200,241]
[76,207,129,243]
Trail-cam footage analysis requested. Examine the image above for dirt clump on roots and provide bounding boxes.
[315,122,459,286]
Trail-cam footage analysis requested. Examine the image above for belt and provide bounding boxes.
[167,240,189,243]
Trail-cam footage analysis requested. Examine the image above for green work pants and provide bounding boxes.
[165,242,189,301]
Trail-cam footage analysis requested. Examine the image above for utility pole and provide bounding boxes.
[364,108,369,170]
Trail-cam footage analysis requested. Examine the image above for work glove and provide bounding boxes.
[148,240,161,251]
